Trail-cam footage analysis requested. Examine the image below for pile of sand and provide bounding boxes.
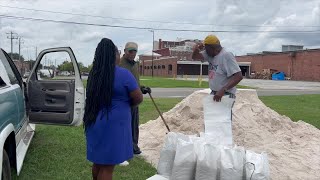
[139,89,320,180]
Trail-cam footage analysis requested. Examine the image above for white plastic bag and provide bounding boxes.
[171,139,197,180]
[203,95,235,146]
[220,146,245,180]
[195,142,222,180]
[245,150,270,180]
[157,132,193,178]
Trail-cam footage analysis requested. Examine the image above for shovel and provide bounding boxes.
[147,92,171,132]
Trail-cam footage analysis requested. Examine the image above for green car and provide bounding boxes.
[0,47,85,180]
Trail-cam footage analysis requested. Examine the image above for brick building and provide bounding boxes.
[153,38,202,61]
[237,48,320,81]
[140,38,204,77]
[141,39,320,81]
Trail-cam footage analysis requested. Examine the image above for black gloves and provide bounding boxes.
[140,86,152,94]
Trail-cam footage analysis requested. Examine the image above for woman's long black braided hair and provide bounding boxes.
[83,38,117,130]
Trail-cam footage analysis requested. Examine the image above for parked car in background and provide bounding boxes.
[60,71,71,76]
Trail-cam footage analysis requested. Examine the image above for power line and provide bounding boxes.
[1,14,320,33]
[1,4,320,28]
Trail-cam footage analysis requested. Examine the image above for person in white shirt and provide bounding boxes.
[192,35,243,102]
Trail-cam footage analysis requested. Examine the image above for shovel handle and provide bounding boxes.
[148,92,171,132]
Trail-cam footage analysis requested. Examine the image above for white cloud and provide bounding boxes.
[0,0,319,66]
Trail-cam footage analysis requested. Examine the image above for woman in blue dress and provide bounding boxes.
[84,38,143,180]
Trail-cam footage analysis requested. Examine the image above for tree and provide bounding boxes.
[8,53,25,61]
[88,64,93,72]
[58,61,74,72]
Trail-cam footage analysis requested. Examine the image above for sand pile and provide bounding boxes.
[139,89,320,180]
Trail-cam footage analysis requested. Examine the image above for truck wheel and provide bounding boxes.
[2,150,11,180]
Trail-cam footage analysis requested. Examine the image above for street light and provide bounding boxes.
[149,29,154,77]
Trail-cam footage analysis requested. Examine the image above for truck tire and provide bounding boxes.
[2,150,11,180]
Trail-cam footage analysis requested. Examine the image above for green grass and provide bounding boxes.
[14,98,182,180]
[139,98,183,124]
[140,76,209,88]
[260,95,320,129]
[82,76,254,89]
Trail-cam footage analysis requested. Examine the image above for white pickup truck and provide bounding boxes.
[0,47,85,180]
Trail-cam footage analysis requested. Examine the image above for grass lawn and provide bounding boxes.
[13,98,181,180]
[140,76,209,88]
[260,95,320,129]
[83,76,254,89]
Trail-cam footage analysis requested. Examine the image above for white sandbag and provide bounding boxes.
[203,95,235,123]
[157,132,194,178]
[245,150,270,180]
[146,174,169,180]
[171,139,197,180]
[201,126,233,146]
[203,95,235,146]
[195,142,222,180]
[220,146,245,180]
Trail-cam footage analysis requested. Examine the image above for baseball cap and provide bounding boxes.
[204,35,220,45]
[125,42,138,51]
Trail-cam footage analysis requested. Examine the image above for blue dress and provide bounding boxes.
[86,66,139,165]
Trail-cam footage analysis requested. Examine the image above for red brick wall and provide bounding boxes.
[236,49,320,81]
[140,57,178,77]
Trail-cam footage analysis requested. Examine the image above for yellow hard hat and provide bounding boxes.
[204,35,220,45]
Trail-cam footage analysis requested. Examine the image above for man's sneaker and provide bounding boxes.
[119,161,129,166]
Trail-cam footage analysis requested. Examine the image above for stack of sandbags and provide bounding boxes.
[154,132,270,180]
[148,94,270,180]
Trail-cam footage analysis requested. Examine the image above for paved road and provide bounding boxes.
[239,79,320,90]
[176,78,320,90]
[144,88,320,98]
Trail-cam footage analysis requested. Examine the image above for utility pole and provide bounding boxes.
[18,37,25,74]
[6,31,18,59]
[149,29,155,77]
[18,37,24,61]
[35,46,38,60]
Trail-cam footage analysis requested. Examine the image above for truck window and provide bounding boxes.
[36,52,75,81]
[0,50,22,87]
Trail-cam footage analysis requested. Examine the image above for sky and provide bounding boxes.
[0,0,319,66]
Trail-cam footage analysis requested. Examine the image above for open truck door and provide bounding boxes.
[26,47,85,126]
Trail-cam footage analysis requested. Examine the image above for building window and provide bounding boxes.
[144,66,147,69]
[158,65,161,69]
[147,66,150,69]
[168,64,173,75]
[154,66,157,69]
[162,65,165,69]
